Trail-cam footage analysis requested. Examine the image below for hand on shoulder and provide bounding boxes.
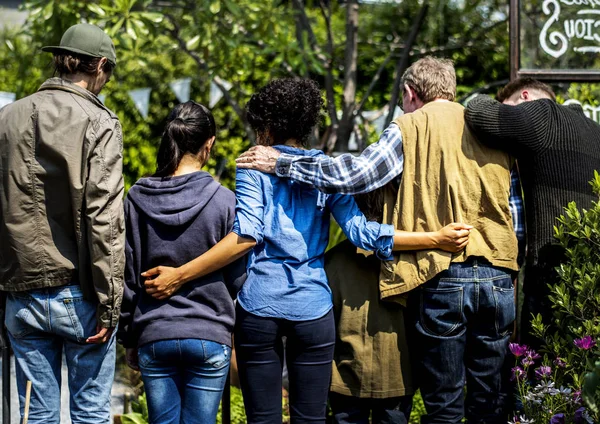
[236,146,281,174]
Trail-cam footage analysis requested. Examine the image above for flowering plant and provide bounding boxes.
[508,343,595,423]
[510,174,600,423]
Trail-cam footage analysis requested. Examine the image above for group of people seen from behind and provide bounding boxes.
[1,23,599,424]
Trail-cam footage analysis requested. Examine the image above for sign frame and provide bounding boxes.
[509,0,600,82]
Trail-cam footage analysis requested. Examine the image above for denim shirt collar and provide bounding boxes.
[272,145,324,157]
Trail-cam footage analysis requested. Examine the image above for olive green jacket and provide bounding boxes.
[326,240,414,399]
[0,78,125,327]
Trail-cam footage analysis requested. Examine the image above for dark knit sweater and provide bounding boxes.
[465,96,600,278]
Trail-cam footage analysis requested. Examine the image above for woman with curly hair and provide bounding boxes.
[141,79,471,423]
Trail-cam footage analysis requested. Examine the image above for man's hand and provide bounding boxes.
[434,223,473,253]
[86,325,114,344]
[235,146,281,173]
[125,348,140,371]
[142,266,185,300]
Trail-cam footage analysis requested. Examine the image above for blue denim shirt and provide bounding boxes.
[233,145,394,321]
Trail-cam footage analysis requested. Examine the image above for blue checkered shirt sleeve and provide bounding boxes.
[509,167,525,242]
[275,124,404,194]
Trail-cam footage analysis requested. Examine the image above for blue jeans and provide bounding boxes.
[138,338,231,424]
[409,259,515,424]
[5,285,116,424]
[234,305,335,424]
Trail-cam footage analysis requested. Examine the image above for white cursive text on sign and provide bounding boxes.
[539,0,600,58]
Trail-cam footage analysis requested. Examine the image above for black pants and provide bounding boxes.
[329,393,413,424]
[234,305,335,424]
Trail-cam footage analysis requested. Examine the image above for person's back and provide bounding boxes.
[236,145,392,320]
[379,101,518,298]
[465,78,600,347]
[0,76,120,290]
[120,171,243,348]
[384,57,518,424]
[326,223,415,423]
[0,23,124,424]
[119,101,245,424]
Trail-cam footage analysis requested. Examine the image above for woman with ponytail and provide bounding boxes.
[117,101,245,424]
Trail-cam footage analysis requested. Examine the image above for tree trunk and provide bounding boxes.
[335,0,359,153]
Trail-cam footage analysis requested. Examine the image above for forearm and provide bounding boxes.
[276,125,404,194]
[465,96,550,156]
[178,232,255,284]
[393,230,440,251]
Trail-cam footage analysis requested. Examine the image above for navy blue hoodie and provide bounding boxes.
[117,171,246,348]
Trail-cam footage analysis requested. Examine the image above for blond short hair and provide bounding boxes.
[401,56,456,103]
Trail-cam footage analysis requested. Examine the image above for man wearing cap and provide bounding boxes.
[0,23,124,423]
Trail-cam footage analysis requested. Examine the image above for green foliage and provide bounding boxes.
[121,392,149,424]
[409,391,427,423]
[584,361,600,414]
[216,386,247,424]
[514,173,600,422]
[1,0,518,189]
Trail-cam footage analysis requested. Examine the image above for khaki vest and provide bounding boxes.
[379,101,519,302]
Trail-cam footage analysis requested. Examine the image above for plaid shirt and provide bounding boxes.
[276,123,526,240]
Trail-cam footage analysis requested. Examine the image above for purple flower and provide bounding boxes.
[535,365,552,380]
[573,390,582,404]
[574,336,596,350]
[526,349,541,361]
[511,366,526,382]
[554,357,566,368]
[522,357,534,367]
[510,343,529,357]
[549,413,565,424]
[574,407,594,424]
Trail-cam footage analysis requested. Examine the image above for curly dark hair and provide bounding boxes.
[246,78,324,147]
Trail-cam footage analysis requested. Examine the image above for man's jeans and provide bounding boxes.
[138,338,231,424]
[5,285,116,424]
[409,259,515,424]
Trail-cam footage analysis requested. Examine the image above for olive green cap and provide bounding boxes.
[42,23,117,67]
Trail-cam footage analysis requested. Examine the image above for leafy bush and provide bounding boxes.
[507,172,600,423]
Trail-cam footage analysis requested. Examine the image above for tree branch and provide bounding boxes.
[291,0,328,63]
[385,2,429,127]
[355,38,398,116]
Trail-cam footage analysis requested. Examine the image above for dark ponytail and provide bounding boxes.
[154,101,216,177]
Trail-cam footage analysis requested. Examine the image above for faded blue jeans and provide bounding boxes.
[138,338,231,424]
[5,285,116,424]
[409,259,515,424]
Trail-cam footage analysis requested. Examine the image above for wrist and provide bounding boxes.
[429,231,441,248]
[177,265,192,285]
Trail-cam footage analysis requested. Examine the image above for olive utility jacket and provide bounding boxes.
[0,78,125,328]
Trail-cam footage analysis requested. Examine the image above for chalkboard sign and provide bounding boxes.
[510,0,600,81]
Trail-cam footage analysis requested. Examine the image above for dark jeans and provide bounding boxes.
[409,259,515,424]
[234,305,335,424]
[329,393,413,424]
